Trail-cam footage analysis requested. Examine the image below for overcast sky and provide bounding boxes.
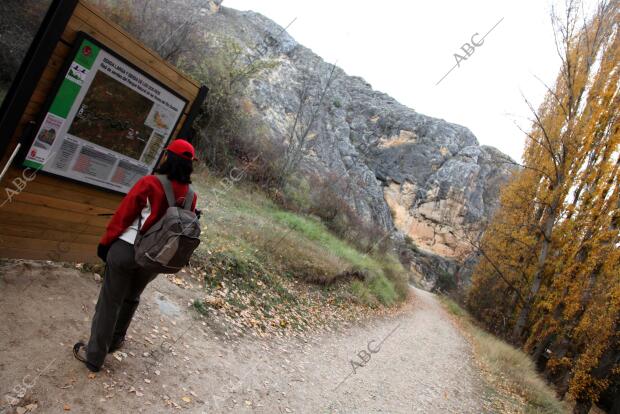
[223,0,599,162]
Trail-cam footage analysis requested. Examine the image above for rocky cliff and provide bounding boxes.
[198,6,514,275]
[0,1,514,287]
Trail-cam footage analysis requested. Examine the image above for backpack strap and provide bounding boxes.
[156,175,176,207]
[157,175,195,210]
[183,186,195,211]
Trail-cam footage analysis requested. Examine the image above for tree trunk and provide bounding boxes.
[512,243,546,341]
[609,391,620,414]
[533,334,554,371]
[573,398,592,414]
[512,173,564,342]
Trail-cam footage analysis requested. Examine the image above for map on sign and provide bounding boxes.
[69,71,154,160]
[23,33,187,193]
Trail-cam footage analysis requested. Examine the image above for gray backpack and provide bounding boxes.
[134,175,201,273]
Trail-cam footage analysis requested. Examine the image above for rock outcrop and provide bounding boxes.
[0,2,515,287]
[197,6,514,276]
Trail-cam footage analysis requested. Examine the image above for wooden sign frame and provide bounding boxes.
[0,0,207,262]
[18,32,189,194]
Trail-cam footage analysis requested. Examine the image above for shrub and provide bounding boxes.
[432,270,457,293]
[301,172,392,254]
[368,274,397,306]
[281,175,312,211]
[403,235,419,252]
[192,298,209,315]
[378,254,410,301]
[189,37,279,174]
[92,0,200,65]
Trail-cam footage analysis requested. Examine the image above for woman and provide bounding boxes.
[74,139,199,372]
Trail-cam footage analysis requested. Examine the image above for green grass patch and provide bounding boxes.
[443,298,467,317]
[270,210,384,273]
[367,274,397,306]
[192,298,209,315]
[192,172,409,307]
[349,280,377,307]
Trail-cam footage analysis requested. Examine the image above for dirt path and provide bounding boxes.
[0,261,487,413]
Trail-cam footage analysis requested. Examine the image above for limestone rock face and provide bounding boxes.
[382,145,513,257]
[195,6,515,280]
[0,2,515,286]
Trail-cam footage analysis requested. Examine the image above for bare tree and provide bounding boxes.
[278,62,338,184]
[93,0,211,65]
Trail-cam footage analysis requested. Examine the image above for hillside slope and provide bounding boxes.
[193,5,514,282]
[0,0,515,287]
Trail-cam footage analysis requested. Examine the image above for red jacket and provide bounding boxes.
[100,175,198,246]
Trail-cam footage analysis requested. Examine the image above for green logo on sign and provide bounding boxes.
[74,39,100,70]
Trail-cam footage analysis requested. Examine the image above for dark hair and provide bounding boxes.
[156,151,193,183]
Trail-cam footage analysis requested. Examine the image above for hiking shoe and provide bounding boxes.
[73,342,100,372]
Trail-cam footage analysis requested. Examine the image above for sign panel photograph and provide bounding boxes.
[23,33,188,193]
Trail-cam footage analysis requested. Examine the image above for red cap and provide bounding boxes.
[166,139,196,161]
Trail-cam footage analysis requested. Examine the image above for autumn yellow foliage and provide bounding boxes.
[468,1,619,412]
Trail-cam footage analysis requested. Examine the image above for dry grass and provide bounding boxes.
[440,297,569,414]
[191,171,409,307]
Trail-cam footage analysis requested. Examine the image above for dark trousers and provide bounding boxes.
[87,239,158,368]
